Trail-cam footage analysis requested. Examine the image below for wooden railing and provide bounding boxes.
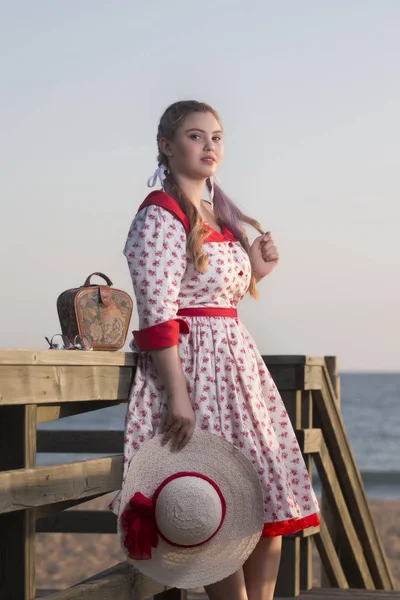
[0,350,395,599]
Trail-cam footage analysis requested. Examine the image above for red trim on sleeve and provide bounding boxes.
[133,318,190,351]
[261,512,320,538]
[137,191,190,233]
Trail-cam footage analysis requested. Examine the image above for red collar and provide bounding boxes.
[137,190,238,243]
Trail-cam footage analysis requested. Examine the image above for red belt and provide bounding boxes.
[177,307,238,318]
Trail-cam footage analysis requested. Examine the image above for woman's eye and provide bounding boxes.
[190,134,201,140]
[213,136,222,142]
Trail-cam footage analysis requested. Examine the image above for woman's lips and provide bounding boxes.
[201,157,216,164]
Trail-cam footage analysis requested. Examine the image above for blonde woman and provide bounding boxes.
[111,100,320,600]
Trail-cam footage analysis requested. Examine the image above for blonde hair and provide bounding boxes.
[156,100,264,299]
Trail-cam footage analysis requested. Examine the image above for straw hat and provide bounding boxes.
[117,429,264,589]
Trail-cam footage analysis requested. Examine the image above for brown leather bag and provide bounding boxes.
[56,272,133,351]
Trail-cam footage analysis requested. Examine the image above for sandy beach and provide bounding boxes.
[35,494,400,593]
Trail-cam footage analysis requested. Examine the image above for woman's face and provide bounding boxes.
[162,111,224,180]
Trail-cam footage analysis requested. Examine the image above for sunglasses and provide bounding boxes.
[45,334,93,351]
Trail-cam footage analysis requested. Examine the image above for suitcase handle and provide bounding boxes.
[83,272,113,287]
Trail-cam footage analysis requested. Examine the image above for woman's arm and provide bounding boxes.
[124,204,195,450]
[150,346,195,450]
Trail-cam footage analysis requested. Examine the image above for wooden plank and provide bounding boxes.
[283,390,302,428]
[37,400,126,424]
[262,355,325,366]
[275,536,300,597]
[324,356,339,400]
[35,493,108,520]
[38,563,135,600]
[0,405,37,600]
[262,362,305,391]
[304,365,323,391]
[313,436,373,588]
[314,365,395,589]
[294,525,320,539]
[155,590,188,599]
[300,590,400,598]
[25,405,37,600]
[300,391,314,592]
[313,517,348,588]
[155,591,187,599]
[279,390,303,595]
[37,430,124,454]
[320,357,340,588]
[301,391,313,430]
[0,455,123,514]
[36,510,117,534]
[0,365,133,405]
[0,349,137,366]
[300,537,313,592]
[296,428,322,454]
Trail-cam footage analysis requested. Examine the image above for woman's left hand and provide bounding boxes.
[250,232,280,281]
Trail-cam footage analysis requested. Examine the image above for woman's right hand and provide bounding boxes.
[162,392,196,451]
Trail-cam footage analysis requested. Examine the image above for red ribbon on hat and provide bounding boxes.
[121,492,158,560]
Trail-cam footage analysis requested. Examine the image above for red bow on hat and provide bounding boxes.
[121,492,159,560]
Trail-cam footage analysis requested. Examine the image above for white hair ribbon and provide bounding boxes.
[205,176,218,209]
[147,164,168,188]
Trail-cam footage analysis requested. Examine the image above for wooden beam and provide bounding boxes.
[0,405,37,600]
[35,493,108,520]
[40,562,169,600]
[0,365,133,405]
[262,363,305,391]
[275,536,300,597]
[262,355,325,366]
[313,435,373,588]
[155,590,187,599]
[314,365,395,589]
[296,428,322,454]
[320,356,340,588]
[37,430,124,454]
[283,390,302,428]
[36,510,116,534]
[300,391,314,592]
[313,517,348,589]
[37,400,126,424]
[304,365,322,391]
[0,349,137,367]
[0,455,123,514]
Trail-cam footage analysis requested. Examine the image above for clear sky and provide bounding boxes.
[1,1,399,372]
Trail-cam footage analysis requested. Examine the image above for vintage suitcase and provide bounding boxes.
[56,272,133,351]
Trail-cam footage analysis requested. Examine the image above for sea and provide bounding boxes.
[37,373,400,500]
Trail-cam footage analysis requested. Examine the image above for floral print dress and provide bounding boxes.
[110,190,320,536]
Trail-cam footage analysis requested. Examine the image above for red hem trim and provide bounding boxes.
[261,512,321,537]
[133,318,190,351]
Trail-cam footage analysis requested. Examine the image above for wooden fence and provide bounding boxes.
[0,350,395,599]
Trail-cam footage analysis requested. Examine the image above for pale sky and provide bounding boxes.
[1,1,399,371]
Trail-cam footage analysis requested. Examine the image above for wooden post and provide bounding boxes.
[0,405,37,600]
[300,390,313,591]
[275,390,302,597]
[320,357,340,588]
[275,536,301,597]
[155,589,188,599]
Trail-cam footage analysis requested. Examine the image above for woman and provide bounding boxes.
[111,100,320,600]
